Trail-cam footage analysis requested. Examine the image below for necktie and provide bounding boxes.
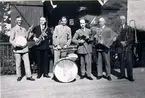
[19,27,22,30]
[41,25,45,32]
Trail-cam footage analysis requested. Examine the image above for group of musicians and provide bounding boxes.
[9,15,135,82]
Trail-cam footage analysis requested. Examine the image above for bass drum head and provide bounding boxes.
[54,59,78,83]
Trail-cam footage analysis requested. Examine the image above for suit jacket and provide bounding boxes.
[115,24,134,52]
[32,25,51,50]
[53,25,72,48]
[72,28,93,54]
[94,26,117,51]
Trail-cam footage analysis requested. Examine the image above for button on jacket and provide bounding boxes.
[53,25,72,48]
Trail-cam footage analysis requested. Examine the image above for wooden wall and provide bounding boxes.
[127,0,145,31]
[11,1,43,29]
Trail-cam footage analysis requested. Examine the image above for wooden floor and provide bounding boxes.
[1,68,145,98]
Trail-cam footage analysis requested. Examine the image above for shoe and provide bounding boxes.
[117,76,126,79]
[128,78,134,82]
[17,77,22,81]
[37,75,42,79]
[97,76,103,80]
[80,75,85,79]
[26,77,35,81]
[51,76,55,80]
[43,74,51,78]
[86,76,93,80]
[106,76,112,81]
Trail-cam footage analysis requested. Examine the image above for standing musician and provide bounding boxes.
[94,17,117,81]
[32,17,51,79]
[9,16,35,81]
[72,19,93,80]
[53,16,72,65]
[116,15,134,82]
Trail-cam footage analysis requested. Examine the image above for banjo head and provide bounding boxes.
[54,58,78,83]
[15,36,27,47]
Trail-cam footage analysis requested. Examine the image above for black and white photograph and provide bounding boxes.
[0,0,145,98]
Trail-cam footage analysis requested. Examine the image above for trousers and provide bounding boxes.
[79,53,92,77]
[118,49,133,78]
[97,51,111,77]
[14,52,32,78]
[54,49,67,65]
[36,50,49,75]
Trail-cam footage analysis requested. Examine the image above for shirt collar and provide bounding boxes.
[16,25,22,30]
[81,27,86,31]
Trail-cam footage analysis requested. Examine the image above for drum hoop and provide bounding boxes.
[54,58,77,68]
[54,58,78,82]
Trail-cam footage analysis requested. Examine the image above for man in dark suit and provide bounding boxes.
[32,17,51,79]
[116,15,134,82]
[94,17,117,81]
[72,19,93,80]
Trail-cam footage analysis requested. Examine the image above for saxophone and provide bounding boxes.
[35,26,48,45]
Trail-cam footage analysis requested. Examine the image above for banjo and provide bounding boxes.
[14,25,34,48]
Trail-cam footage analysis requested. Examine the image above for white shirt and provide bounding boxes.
[122,24,125,29]
[40,25,45,32]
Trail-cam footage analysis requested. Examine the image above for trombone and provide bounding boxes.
[129,19,139,59]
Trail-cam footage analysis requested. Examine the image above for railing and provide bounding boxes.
[0,41,145,75]
[0,42,15,75]
[0,41,77,75]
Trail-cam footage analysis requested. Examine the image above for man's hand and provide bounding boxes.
[99,40,103,44]
[13,43,23,48]
[33,37,39,43]
[121,41,126,47]
[79,40,85,44]
[13,43,17,48]
[63,45,68,49]
[113,36,117,42]
[42,32,47,36]
[57,45,62,50]
[86,35,89,39]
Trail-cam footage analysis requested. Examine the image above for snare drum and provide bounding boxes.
[54,58,78,83]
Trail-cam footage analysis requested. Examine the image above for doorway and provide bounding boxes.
[43,1,102,31]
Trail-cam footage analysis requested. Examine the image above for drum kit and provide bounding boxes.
[54,48,79,83]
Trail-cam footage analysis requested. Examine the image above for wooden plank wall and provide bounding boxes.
[127,0,145,31]
[11,1,43,29]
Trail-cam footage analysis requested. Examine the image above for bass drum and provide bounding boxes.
[54,58,78,83]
